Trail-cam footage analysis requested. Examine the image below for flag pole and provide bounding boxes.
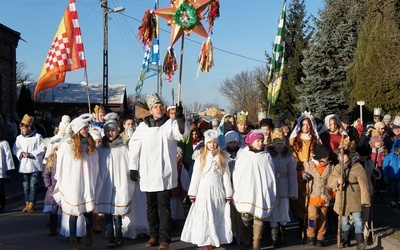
[177,35,185,104]
[84,68,91,113]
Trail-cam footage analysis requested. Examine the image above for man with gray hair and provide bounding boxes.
[129,93,189,250]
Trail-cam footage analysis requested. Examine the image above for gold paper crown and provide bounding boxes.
[94,105,105,115]
[20,114,34,126]
[371,129,381,137]
[235,111,248,124]
[146,93,162,109]
[271,128,285,144]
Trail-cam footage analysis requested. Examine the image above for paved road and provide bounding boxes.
[0,176,384,249]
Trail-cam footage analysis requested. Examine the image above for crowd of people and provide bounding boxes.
[0,100,399,250]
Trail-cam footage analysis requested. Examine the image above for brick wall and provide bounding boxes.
[0,24,20,115]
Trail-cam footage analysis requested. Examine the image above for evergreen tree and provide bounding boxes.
[260,0,313,121]
[299,0,365,120]
[17,84,35,118]
[349,0,400,114]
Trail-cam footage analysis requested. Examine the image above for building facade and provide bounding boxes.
[0,24,20,115]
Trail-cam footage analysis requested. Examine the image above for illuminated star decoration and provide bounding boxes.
[154,0,212,46]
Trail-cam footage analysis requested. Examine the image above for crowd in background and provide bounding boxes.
[0,103,399,250]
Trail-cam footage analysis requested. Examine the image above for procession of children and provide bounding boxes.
[2,98,400,250]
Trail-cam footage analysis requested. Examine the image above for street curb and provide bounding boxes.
[381,237,400,250]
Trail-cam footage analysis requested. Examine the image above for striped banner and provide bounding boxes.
[267,0,286,106]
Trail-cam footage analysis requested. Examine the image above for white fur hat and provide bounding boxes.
[89,128,102,140]
[70,113,92,134]
[204,129,219,145]
[58,115,71,134]
[103,112,119,132]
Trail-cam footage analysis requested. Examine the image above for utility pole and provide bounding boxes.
[171,88,174,105]
[101,0,109,111]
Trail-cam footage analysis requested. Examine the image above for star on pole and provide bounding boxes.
[154,0,212,46]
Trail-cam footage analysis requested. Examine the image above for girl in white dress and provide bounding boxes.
[181,129,233,250]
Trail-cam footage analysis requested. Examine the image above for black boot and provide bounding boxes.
[271,227,280,248]
[107,232,116,249]
[49,214,58,236]
[279,224,286,245]
[115,227,124,247]
[307,237,316,246]
[356,233,366,250]
[342,231,350,248]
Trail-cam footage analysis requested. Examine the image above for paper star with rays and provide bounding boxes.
[154,0,212,46]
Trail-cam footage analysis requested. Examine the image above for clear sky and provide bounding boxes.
[0,0,324,112]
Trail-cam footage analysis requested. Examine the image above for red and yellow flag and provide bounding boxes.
[34,0,86,101]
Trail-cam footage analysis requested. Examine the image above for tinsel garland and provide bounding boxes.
[137,9,157,46]
[163,47,178,82]
[173,2,197,29]
[197,37,213,76]
[207,0,220,33]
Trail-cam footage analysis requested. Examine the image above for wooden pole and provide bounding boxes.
[177,35,185,104]
[337,134,345,248]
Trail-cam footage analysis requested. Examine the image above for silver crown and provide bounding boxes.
[146,93,162,109]
[393,116,400,126]
[373,107,382,116]
[258,110,267,121]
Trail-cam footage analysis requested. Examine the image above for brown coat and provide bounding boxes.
[328,161,371,216]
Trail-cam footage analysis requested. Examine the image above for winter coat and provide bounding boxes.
[304,160,334,207]
[266,145,298,199]
[0,140,15,178]
[328,160,371,216]
[43,164,57,205]
[383,140,400,179]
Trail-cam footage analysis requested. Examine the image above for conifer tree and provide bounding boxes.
[349,1,400,113]
[299,0,365,119]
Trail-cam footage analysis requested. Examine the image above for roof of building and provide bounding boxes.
[17,82,126,105]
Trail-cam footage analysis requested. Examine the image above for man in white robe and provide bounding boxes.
[129,93,189,250]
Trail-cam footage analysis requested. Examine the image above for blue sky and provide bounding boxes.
[0,0,324,111]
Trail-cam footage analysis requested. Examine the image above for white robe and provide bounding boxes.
[95,141,133,215]
[121,182,150,239]
[12,131,46,173]
[128,118,189,192]
[54,140,99,216]
[0,140,15,178]
[232,147,276,220]
[181,152,233,247]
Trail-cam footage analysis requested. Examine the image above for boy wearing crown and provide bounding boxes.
[235,111,250,140]
[129,93,189,250]
[12,114,46,213]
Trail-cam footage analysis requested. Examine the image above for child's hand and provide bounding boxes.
[338,178,343,185]
[189,195,196,203]
[226,197,232,204]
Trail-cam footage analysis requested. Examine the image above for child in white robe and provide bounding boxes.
[95,118,133,248]
[54,114,99,249]
[232,129,276,249]
[181,129,233,250]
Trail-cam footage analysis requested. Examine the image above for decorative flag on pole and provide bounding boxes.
[34,0,86,101]
[267,0,286,106]
[135,37,160,98]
